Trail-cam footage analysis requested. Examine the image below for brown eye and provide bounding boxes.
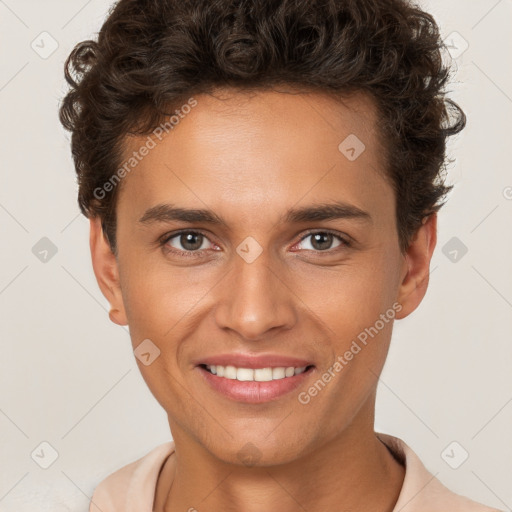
[296,231,348,252]
[165,231,213,253]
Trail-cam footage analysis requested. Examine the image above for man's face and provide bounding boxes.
[97,88,423,464]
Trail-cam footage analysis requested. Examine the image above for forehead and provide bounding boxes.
[116,87,392,227]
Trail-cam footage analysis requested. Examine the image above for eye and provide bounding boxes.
[159,229,351,259]
[295,230,350,252]
[162,230,216,256]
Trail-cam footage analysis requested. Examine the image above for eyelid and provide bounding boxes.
[159,228,351,256]
[160,228,217,256]
[293,229,352,251]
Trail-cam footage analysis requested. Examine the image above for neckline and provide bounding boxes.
[151,434,408,511]
[153,448,177,510]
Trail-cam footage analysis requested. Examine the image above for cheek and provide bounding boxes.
[294,253,399,322]
[119,257,219,343]
[289,253,400,365]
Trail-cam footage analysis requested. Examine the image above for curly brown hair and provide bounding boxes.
[59,0,465,255]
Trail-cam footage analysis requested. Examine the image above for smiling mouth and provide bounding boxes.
[199,363,315,382]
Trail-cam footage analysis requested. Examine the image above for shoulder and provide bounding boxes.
[89,441,175,512]
[376,433,503,512]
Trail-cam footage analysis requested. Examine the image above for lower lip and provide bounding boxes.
[197,365,315,404]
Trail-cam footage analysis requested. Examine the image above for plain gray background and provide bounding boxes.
[0,0,511,510]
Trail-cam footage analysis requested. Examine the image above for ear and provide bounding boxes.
[89,216,128,326]
[395,213,437,319]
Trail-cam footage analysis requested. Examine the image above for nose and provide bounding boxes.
[214,249,297,341]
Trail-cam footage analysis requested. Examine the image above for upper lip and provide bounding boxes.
[195,353,315,369]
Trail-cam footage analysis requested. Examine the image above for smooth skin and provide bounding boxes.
[90,86,436,512]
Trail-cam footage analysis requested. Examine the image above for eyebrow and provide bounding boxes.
[138,201,372,226]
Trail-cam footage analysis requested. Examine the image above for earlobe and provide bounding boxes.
[89,217,128,326]
[395,213,437,320]
[108,306,126,326]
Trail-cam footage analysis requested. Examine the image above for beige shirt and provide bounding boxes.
[89,433,501,512]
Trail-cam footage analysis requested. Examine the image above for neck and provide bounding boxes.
[156,398,405,512]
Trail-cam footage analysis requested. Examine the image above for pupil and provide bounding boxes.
[312,233,332,250]
[182,233,202,250]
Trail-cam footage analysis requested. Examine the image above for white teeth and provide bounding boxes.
[237,368,254,381]
[254,368,273,381]
[272,367,285,379]
[285,367,295,377]
[205,365,309,381]
[224,365,237,379]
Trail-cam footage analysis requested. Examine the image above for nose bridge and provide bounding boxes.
[214,246,296,340]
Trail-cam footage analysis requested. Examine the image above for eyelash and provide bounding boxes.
[159,229,352,258]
